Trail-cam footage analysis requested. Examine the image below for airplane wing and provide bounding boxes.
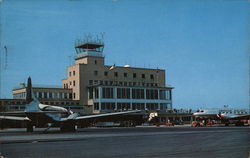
[0,116,30,121]
[0,111,26,114]
[75,110,141,120]
[0,112,27,118]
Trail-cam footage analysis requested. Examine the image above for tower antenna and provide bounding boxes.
[68,55,72,66]
[0,1,3,98]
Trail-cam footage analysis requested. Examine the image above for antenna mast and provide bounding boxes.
[0,0,2,98]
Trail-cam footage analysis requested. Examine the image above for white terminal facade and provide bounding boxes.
[62,40,173,114]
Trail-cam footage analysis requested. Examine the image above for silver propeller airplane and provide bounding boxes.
[0,77,141,132]
[192,109,250,126]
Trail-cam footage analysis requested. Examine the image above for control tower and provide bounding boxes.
[74,34,105,65]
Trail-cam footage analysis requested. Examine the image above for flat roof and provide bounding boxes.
[87,85,174,89]
[75,43,104,49]
[12,87,71,91]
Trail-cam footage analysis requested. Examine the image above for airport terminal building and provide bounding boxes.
[1,39,174,119]
[9,84,82,113]
[62,40,173,114]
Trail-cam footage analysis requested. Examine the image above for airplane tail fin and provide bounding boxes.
[26,77,33,103]
[25,77,40,112]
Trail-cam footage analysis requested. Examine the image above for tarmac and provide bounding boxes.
[0,126,249,158]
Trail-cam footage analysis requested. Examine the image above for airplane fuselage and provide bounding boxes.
[193,109,249,119]
[24,102,72,127]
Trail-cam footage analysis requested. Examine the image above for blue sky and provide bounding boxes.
[0,0,249,109]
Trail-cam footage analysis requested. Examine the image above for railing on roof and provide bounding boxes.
[13,84,62,90]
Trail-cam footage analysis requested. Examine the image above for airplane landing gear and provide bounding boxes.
[43,123,53,133]
[26,122,34,132]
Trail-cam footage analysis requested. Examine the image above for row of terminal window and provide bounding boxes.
[94,102,171,111]
[69,71,76,77]
[2,100,79,106]
[39,101,80,106]
[89,87,171,100]
[7,105,25,110]
[14,92,76,100]
[0,101,27,105]
[64,80,76,89]
[6,102,81,111]
[13,92,26,99]
[95,71,155,79]
[32,92,72,99]
[89,80,159,87]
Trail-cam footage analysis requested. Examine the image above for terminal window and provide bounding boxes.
[146,103,158,110]
[132,89,145,99]
[94,103,99,110]
[133,73,136,78]
[117,88,130,99]
[141,74,145,79]
[89,80,93,85]
[104,71,108,76]
[105,81,108,85]
[94,71,98,76]
[117,103,130,110]
[124,73,127,77]
[39,92,42,98]
[95,88,99,99]
[109,81,113,85]
[49,92,52,98]
[102,88,114,99]
[88,88,93,99]
[132,103,145,110]
[101,102,115,110]
[100,80,103,85]
[150,74,154,79]
[64,93,68,99]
